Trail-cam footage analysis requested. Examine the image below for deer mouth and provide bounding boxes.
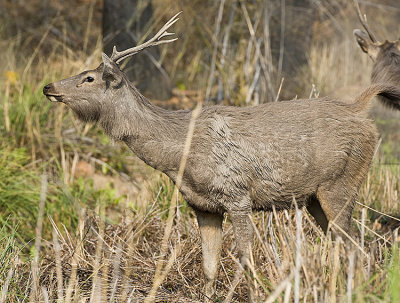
[45,94,64,103]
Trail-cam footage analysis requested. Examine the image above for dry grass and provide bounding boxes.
[3,168,400,302]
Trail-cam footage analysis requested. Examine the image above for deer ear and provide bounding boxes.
[353,29,379,60]
[102,53,123,86]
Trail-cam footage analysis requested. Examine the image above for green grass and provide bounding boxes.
[0,143,124,243]
[0,146,41,242]
[387,245,400,302]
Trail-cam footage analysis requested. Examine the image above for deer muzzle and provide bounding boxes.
[43,83,63,102]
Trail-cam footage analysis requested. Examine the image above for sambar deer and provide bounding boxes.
[354,0,400,108]
[43,13,400,303]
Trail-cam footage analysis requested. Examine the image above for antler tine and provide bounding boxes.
[353,0,378,43]
[111,11,182,64]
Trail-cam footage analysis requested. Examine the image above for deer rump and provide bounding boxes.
[179,96,377,214]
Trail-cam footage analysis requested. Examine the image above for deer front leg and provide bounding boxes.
[229,210,256,303]
[196,210,223,303]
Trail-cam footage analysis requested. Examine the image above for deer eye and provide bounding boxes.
[86,76,94,82]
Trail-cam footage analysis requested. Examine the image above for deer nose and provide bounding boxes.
[43,84,52,94]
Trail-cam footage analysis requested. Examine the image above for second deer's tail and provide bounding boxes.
[355,83,400,112]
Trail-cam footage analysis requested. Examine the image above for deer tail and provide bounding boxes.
[355,83,400,112]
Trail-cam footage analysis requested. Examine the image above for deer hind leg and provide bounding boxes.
[316,183,358,239]
[195,210,223,303]
[316,149,374,239]
[229,210,257,303]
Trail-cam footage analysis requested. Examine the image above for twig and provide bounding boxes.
[52,228,64,301]
[329,221,368,258]
[275,77,284,102]
[65,209,86,303]
[205,0,226,103]
[361,207,366,250]
[23,18,57,79]
[3,82,10,133]
[241,1,276,99]
[218,0,237,103]
[83,0,96,53]
[264,271,294,303]
[294,208,302,303]
[29,173,48,302]
[355,201,400,223]
[89,205,105,303]
[277,0,285,84]
[347,250,355,303]
[329,237,342,303]
[0,266,14,303]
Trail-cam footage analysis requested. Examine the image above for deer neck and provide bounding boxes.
[99,84,190,173]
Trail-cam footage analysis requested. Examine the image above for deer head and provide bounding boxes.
[43,12,181,123]
[354,29,400,63]
[353,0,400,88]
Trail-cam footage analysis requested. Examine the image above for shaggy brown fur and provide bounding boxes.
[43,53,400,302]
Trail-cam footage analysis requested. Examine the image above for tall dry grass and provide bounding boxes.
[1,169,399,302]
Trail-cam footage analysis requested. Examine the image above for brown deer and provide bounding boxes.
[353,0,400,109]
[43,13,400,303]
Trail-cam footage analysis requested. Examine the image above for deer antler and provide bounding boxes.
[353,0,378,43]
[111,12,181,65]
